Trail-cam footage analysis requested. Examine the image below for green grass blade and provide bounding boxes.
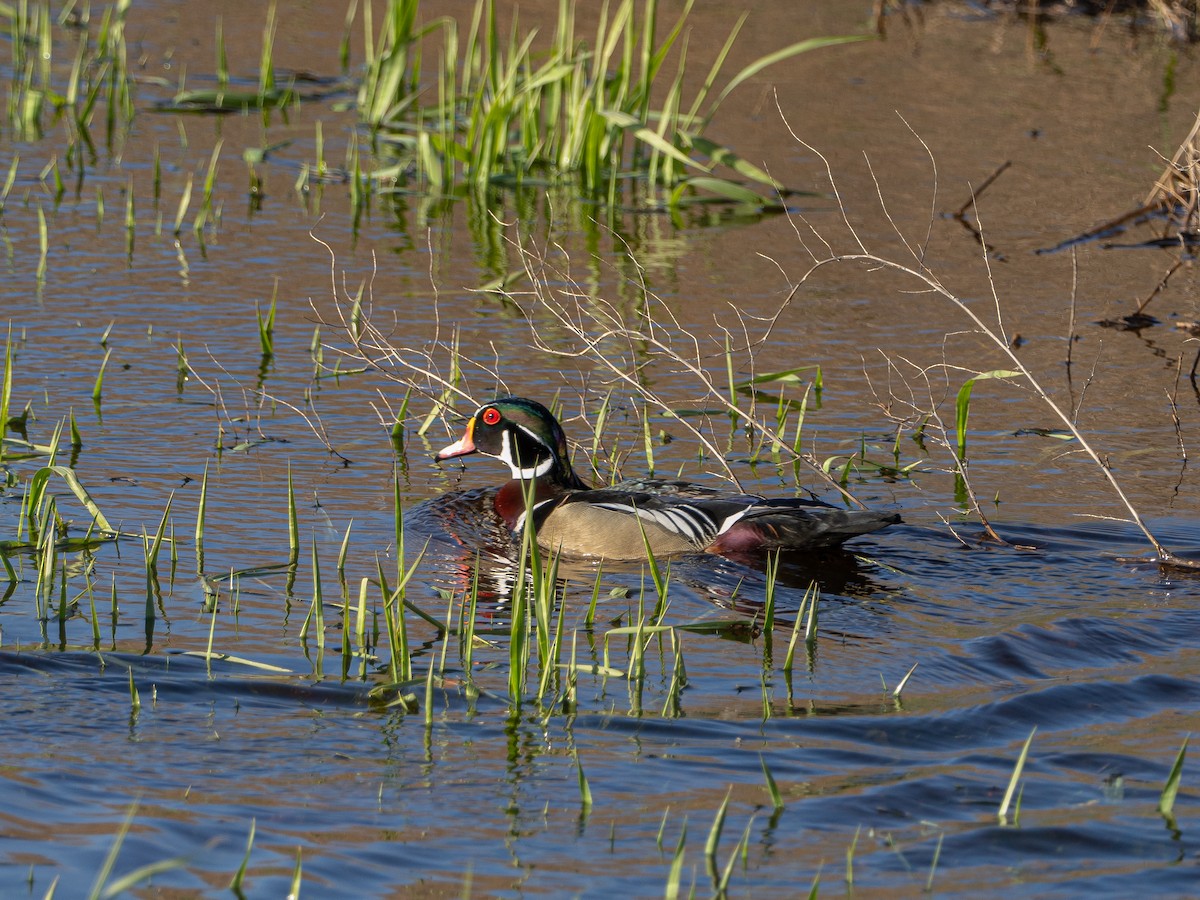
[257,279,278,357]
[288,847,302,899]
[286,462,298,565]
[703,788,730,861]
[172,174,192,236]
[845,824,860,887]
[0,322,12,463]
[1158,734,1189,820]
[87,802,137,900]
[229,817,255,893]
[28,465,116,534]
[999,726,1037,824]
[576,754,593,811]
[665,815,687,900]
[760,755,783,811]
[100,856,188,899]
[708,35,873,120]
[955,370,1020,459]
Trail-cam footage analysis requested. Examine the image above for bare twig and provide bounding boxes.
[774,96,1193,567]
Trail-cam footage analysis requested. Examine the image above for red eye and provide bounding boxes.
[481,407,501,426]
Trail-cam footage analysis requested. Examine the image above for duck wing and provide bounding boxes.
[549,488,757,553]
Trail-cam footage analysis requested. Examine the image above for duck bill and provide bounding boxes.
[435,421,477,460]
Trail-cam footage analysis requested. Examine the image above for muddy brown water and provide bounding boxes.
[2,2,1199,896]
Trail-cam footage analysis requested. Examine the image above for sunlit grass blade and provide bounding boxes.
[70,408,83,449]
[662,629,687,717]
[0,156,18,211]
[0,322,12,463]
[584,561,603,629]
[703,788,730,863]
[179,651,291,673]
[706,34,872,120]
[925,831,944,893]
[378,560,408,683]
[576,754,593,812]
[92,346,112,407]
[300,536,325,652]
[144,492,174,572]
[193,139,223,237]
[288,847,302,899]
[716,815,754,896]
[804,584,819,648]
[999,726,1036,825]
[28,465,117,535]
[760,755,783,811]
[87,802,138,900]
[286,462,299,565]
[845,824,860,888]
[422,659,436,726]
[762,550,779,636]
[892,661,918,699]
[173,174,193,236]
[665,816,687,900]
[258,279,278,357]
[36,205,48,284]
[229,818,255,894]
[99,852,188,898]
[783,581,816,675]
[260,1,280,97]
[1158,734,1188,822]
[195,459,209,573]
[215,17,229,88]
[205,589,219,677]
[955,370,1019,460]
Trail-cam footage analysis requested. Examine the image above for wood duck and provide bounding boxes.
[435,397,900,560]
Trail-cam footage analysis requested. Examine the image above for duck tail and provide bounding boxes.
[710,507,901,554]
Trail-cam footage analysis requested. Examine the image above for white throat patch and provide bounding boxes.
[499,428,555,480]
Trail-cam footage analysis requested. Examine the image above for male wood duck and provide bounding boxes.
[435,397,900,560]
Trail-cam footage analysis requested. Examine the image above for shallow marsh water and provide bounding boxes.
[1,1,1200,896]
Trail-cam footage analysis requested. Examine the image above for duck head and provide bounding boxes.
[435,397,588,490]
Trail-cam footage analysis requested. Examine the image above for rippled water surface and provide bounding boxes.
[2,1,1200,896]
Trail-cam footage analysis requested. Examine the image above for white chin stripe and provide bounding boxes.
[500,429,555,480]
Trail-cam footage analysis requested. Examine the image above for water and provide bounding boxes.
[2,2,1199,896]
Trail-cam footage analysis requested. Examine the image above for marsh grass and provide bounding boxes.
[14,8,1191,884]
[358,0,865,213]
[6,0,135,154]
[161,3,304,115]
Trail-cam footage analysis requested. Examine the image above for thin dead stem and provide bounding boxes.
[491,222,864,504]
[306,231,504,439]
[773,96,1189,565]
